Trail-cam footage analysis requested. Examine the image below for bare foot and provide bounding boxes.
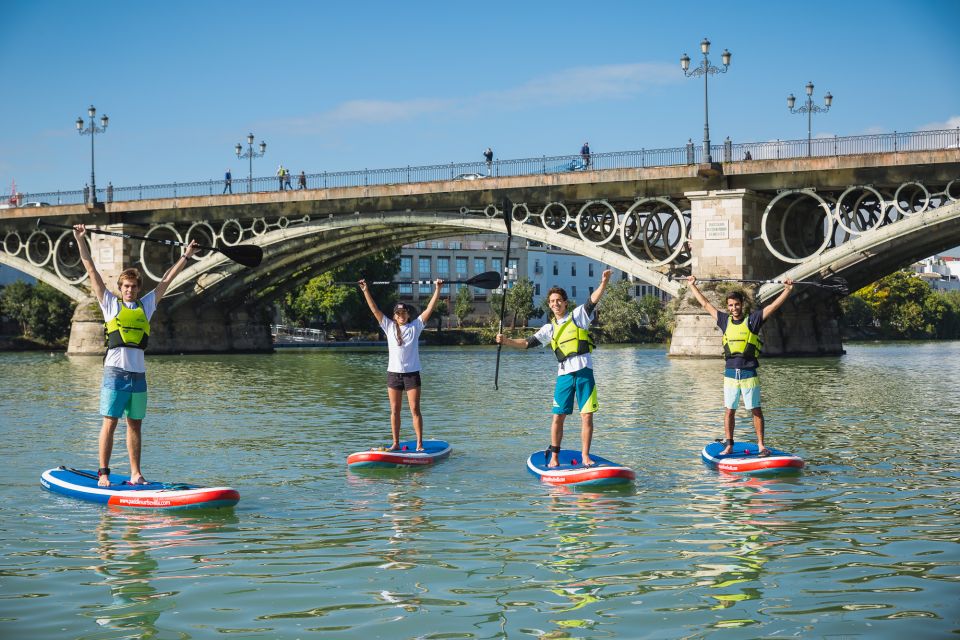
[130,474,149,485]
[386,443,400,452]
[720,441,734,455]
[547,454,560,468]
[98,474,110,487]
[416,443,425,452]
[581,454,595,467]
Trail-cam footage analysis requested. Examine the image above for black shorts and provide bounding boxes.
[387,371,422,391]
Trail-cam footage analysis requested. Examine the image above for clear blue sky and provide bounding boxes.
[1,0,957,195]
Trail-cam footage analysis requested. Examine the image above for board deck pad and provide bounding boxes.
[347,439,451,469]
[526,448,635,487]
[41,466,239,509]
[701,441,805,474]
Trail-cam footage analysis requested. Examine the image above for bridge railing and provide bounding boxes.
[7,128,958,207]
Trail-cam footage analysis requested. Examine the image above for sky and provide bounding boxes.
[2,0,958,197]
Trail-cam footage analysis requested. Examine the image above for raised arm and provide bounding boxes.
[590,268,613,305]
[73,224,107,304]
[761,278,794,321]
[358,279,384,323]
[153,240,199,301]
[685,276,719,322]
[419,279,444,324]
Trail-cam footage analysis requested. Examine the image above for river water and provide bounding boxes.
[1,342,958,639]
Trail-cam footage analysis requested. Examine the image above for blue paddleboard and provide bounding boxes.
[347,439,452,469]
[701,441,804,475]
[526,449,635,487]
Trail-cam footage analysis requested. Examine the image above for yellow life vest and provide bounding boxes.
[722,316,761,359]
[104,301,150,350]
[550,315,594,363]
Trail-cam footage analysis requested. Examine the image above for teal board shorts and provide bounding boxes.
[552,367,599,415]
[100,366,148,420]
[723,368,761,410]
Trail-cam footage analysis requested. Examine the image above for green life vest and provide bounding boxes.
[722,316,761,359]
[104,301,150,350]
[550,315,594,363]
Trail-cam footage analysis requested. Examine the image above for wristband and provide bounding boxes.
[97,467,111,477]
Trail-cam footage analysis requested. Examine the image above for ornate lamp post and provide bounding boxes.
[680,38,731,164]
[235,133,267,193]
[75,105,108,205]
[788,81,833,157]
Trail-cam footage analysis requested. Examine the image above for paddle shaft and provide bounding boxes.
[39,219,213,253]
[671,275,847,292]
[494,197,513,390]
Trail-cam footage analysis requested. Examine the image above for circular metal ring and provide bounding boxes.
[944,179,959,202]
[540,202,570,233]
[139,224,184,282]
[511,202,531,225]
[459,206,470,215]
[834,186,886,235]
[277,216,290,229]
[52,231,88,285]
[484,204,499,219]
[619,197,687,267]
[761,189,834,264]
[185,222,217,261]
[220,219,244,246]
[893,181,930,216]
[251,217,268,236]
[302,214,311,223]
[575,200,619,246]
[25,230,53,267]
[3,231,22,256]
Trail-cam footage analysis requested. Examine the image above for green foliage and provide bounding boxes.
[280,249,400,333]
[0,281,74,344]
[453,285,474,327]
[596,280,644,342]
[505,277,537,329]
[847,270,960,339]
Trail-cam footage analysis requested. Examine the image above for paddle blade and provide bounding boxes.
[502,197,513,237]
[216,244,263,268]
[465,270,502,290]
[822,277,849,295]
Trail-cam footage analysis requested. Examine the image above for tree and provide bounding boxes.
[853,271,938,338]
[596,280,644,342]
[433,298,448,331]
[0,281,75,344]
[453,285,474,327]
[505,277,537,328]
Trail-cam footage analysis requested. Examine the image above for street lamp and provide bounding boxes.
[680,37,731,164]
[235,133,267,193]
[76,105,109,205]
[787,81,833,157]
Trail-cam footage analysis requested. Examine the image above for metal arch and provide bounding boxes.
[3,231,22,256]
[575,200,619,246]
[619,197,687,267]
[25,230,53,267]
[139,224,184,283]
[511,202,532,225]
[0,252,89,302]
[219,219,245,246]
[761,189,834,264]
[946,179,960,202]
[540,202,571,233]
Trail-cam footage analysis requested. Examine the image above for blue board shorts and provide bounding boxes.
[553,367,599,415]
[723,368,761,410]
[100,366,148,420]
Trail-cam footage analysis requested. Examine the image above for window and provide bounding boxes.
[399,256,412,278]
[535,283,540,295]
[399,283,413,295]
[571,286,577,298]
[534,260,543,275]
[450,241,461,250]
[553,262,559,276]
[418,257,431,277]
[437,257,450,276]
[474,257,486,275]
[571,263,576,276]
[589,263,594,278]
[420,282,432,295]
[492,257,503,278]
[589,286,594,296]
[455,257,468,278]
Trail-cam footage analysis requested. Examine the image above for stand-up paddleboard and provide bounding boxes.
[41,466,240,510]
[701,440,804,475]
[527,449,635,487]
[347,439,451,469]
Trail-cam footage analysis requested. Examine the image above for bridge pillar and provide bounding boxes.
[669,189,844,358]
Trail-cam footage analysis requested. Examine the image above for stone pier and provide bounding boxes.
[669,189,844,358]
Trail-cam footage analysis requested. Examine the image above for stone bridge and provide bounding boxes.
[2,147,958,356]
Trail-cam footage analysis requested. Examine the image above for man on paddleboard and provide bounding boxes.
[73,224,198,486]
[685,276,793,456]
[496,268,612,468]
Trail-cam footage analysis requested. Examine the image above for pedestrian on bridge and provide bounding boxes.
[358,277,444,453]
[684,276,794,457]
[580,141,591,168]
[277,164,285,190]
[283,168,293,191]
[297,170,306,190]
[483,147,493,175]
[72,224,198,487]
[223,168,232,194]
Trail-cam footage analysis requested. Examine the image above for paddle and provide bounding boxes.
[495,196,513,390]
[37,219,264,268]
[334,271,502,289]
[669,274,849,295]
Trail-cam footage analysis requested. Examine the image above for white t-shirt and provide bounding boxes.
[100,289,158,373]
[532,303,595,376]
[378,316,425,373]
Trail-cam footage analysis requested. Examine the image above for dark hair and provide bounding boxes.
[546,286,568,301]
[117,268,142,289]
[726,291,745,304]
[392,304,410,345]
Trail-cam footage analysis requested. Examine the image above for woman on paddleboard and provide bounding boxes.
[685,276,793,457]
[72,224,198,486]
[496,268,612,468]
[359,277,444,452]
